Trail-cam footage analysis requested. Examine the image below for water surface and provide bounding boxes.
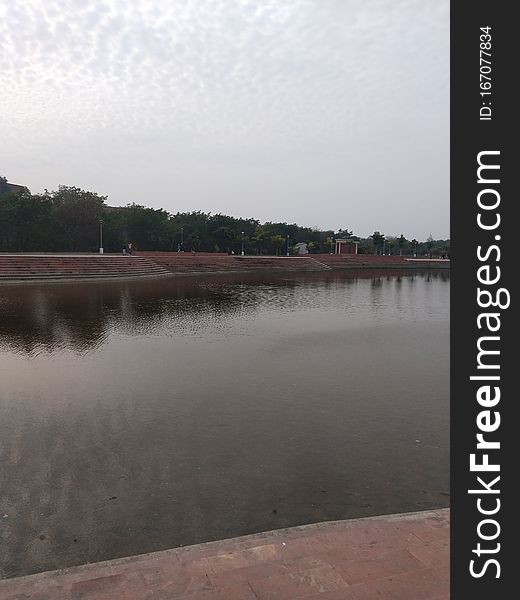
[0,270,449,577]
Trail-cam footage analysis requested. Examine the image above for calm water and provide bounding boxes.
[0,270,449,577]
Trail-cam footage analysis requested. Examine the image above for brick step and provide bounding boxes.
[0,253,447,282]
[0,269,167,276]
[0,265,167,272]
[0,272,169,280]
[0,263,161,269]
[0,264,167,270]
[0,255,171,281]
[0,256,151,258]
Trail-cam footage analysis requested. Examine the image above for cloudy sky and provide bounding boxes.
[0,0,449,239]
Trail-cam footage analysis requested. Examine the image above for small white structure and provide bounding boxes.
[293,242,309,255]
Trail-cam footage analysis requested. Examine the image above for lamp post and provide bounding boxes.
[330,238,334,254]
[99,219,104,254]
[286,234,290,256]
[241,231,245,256]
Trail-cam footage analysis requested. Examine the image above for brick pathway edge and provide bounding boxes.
[0,508,450,600]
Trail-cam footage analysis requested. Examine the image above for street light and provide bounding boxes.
[241,231,245,256]
[99,219,104,254]
[286,234,290,256]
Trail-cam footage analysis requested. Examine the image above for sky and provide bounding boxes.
[0,0,449,240]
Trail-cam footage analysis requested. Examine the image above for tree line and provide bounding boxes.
[0,180,450,256]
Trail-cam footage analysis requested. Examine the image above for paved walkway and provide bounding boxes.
[0,509,449,600]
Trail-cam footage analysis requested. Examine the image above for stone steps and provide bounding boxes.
[0,253,449,282]
[0,256,170,281]
[137,253,324,273]
[231,257,325,271]
[311,255,440,269]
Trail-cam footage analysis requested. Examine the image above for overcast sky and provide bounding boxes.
[0,0,449,239]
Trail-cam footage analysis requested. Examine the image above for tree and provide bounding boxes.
[370,231,385,255]
[0,180,450,255]
[426,234,435,258]
[397,234,407,255]
[270,234,285,255]
[0,189,52,251]
[112,203,171,250]
[213,226,235,252]
[325,236,334,254]
[251,225,270,255]
[50,186,106,251]
[171,211,211,251]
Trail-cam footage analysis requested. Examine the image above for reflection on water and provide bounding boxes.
[0,270,449,577]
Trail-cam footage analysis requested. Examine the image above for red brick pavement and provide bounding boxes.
[0,509,449,600]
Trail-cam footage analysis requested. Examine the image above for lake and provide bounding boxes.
[0,270,449,577]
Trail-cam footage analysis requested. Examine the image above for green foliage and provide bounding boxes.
[324,237,335,253]
[370,231,385,254]
[336,228,353,238]
[0,181,449,255]
[51,186,106,251]
[270,234,285,255]
[397,234,407,255]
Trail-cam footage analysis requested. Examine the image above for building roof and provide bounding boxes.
[0,181,27,195]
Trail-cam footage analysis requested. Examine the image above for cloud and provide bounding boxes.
[0,0,449,238]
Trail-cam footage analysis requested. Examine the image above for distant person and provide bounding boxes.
[177,243,181,252]
[127,242,133,254]
[122,247,126,255]
[191,249,196,255]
